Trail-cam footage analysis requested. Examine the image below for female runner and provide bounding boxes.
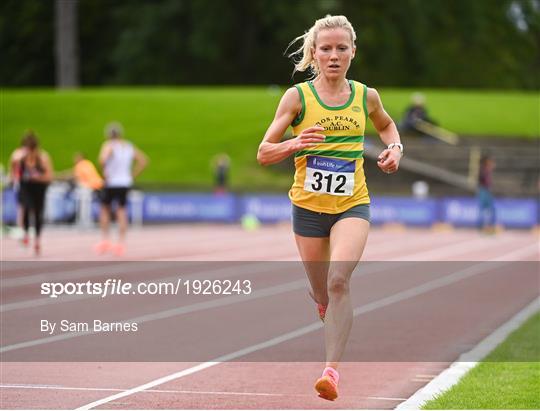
[257,15,402,401]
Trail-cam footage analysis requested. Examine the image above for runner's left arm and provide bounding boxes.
[367,87,402,174]
[132,148,149,178]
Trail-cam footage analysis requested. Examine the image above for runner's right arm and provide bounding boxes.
[257,87,325,166]
[98,142,112,167]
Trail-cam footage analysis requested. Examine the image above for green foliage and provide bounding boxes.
[2,87,538,190]
[1,0,539,88]
[423,312,540,409]
[0,0,54,85]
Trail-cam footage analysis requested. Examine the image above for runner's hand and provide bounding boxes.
[377,148,401,174]
[289,126,325,152]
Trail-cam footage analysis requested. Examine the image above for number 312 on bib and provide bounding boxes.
[304,156,355,196]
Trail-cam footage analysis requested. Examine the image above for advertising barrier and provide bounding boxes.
[2,188,538,229]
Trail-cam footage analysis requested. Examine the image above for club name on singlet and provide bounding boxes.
[289,80,370,214]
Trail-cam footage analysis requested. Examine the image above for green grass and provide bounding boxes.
[422,311,540,409]
[1,87,538,189]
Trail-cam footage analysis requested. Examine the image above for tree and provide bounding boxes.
[55,0,79,88]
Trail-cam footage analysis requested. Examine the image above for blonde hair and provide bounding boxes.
[287,15,356,78]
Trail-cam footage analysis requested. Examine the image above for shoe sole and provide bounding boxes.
[315,376,338,401]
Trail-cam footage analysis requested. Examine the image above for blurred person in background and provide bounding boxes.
[56,152,104,225]
[211,152,231,194]
[399,92,438,136]
[477,155,497,233]
[72,152,104,191]
[8,133,30,233]
[18,131,53,255]
[258,15,402,401]
[95,122,148,256]
[56,152,104,192]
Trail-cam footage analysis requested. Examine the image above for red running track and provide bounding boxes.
[1,224,538,409]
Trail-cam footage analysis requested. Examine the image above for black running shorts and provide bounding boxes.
[101,187,130,207]
[292,203,370,237]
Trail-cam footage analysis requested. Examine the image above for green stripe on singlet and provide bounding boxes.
[322,135,364,143]
[294,150,364,159]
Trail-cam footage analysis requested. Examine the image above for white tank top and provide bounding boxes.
[104,141,134,187]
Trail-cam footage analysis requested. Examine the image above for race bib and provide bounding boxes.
[304,156,355,196]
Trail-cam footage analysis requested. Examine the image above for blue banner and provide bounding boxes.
[240,195,292,223]
[2,188,538,228]
[371,197,438,227]
[496,198,539,228]
[441,197,539,228]
[142,193,238,222]
[2,189,17,224]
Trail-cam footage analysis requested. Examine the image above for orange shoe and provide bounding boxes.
[315,367,339,401]
[94,240,111,254]
[111,243,125,257]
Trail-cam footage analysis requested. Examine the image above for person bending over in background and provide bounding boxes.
[18,132,53,255]
[399,92,437,136]
[95,122,148,256]
[73,152,104,191]
[257,15,402,401]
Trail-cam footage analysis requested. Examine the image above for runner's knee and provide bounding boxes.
[327,275,349,297]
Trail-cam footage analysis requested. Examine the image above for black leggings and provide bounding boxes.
[20,182,47,237]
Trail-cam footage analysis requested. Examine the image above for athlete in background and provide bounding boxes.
[95,122,148,256]
[8,133,30,232]
[18,132,53,255]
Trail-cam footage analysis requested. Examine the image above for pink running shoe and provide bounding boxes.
[94,240,111,255]
[315,367,339,401]
[111,243,125,257]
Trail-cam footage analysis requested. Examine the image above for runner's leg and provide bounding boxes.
[117,206,127,244]
[294,235,330,307]
[325,217,369,368]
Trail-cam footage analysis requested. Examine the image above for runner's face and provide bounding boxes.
[312,28,355,79]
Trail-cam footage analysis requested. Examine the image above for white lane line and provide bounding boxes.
[0,384,287,397]
[0,383,407,401]
[370,397,408,401]
[2,259,256,289]
[75,245,537,410]
[396,297,540,410]
[365,232,466,257]
[391,235,517,261]
[2,261,181,288]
